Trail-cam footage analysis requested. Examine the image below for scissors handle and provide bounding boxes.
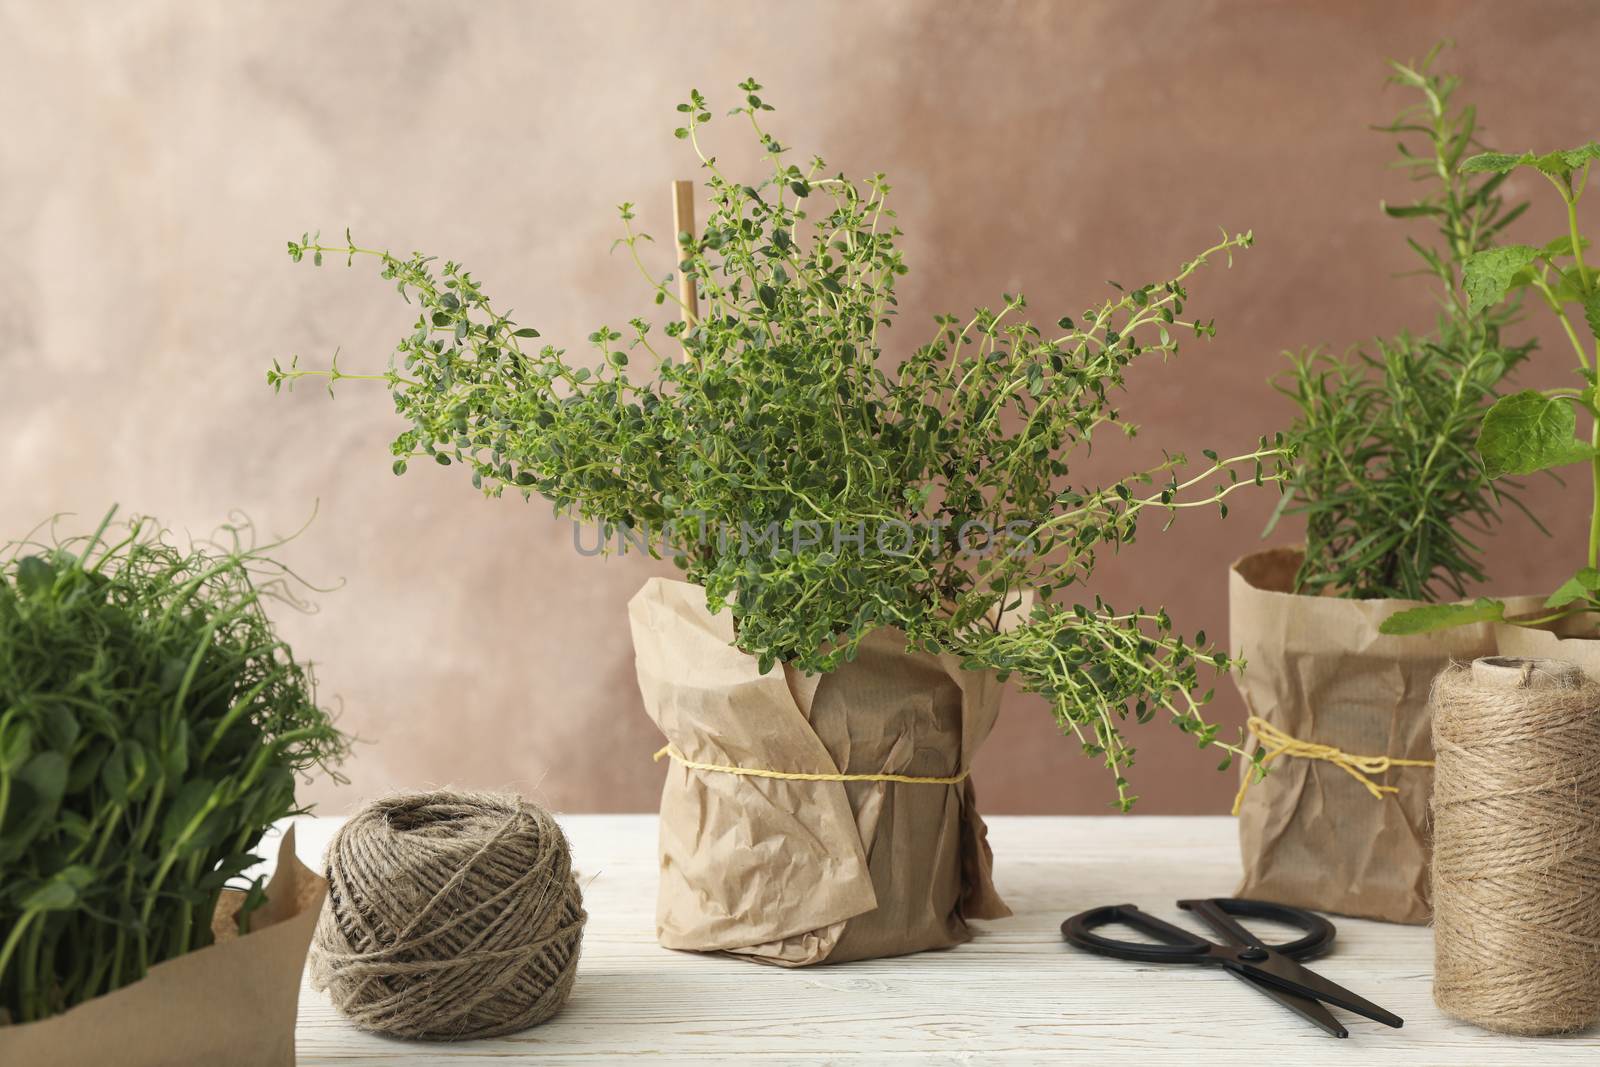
[1060,904,1215,962]
[1177,898,1335,960]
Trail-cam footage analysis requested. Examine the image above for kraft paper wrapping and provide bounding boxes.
[1494,616,1600,680]
[629,577,1010,966]
[1229,548,1542,924]
[0,827,325,1067]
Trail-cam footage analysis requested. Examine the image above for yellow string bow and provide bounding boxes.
[652,745,969,785]
[1231,716,1434,816]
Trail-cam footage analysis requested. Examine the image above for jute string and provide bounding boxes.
[653,744,969,784]
[309,791,587,1040]
[1430,656,1600,1036]
[1230,716,1433,815]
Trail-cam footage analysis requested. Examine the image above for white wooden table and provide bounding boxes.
[273,815,1598,1065]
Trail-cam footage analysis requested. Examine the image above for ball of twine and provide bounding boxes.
[1430,657,1600,1036]
[309,791,586,1040]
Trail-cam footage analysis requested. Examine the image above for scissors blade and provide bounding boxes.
[1224,966,1347,1037]
[1240,954,1404,1029]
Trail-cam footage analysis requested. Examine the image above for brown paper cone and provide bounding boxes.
[629,577,1009,965]
[1229,547,1542,924]
[0,827,326,1067]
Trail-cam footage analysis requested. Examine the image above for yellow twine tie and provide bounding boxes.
[1231,715,1434,816]
[652,745,969,785]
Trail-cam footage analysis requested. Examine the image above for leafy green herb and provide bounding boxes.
[1383,121,1600,635]
[1274,45,1533,601]
[274,80,1289,809]
[0,508,348,1024]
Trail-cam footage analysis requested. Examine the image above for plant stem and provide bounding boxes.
[1567,194,1591,293]
[1591,413,1599,569]
[1531,276,1592,371]
[0,910,34,1000]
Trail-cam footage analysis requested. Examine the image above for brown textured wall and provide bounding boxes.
[3,1,1596,814]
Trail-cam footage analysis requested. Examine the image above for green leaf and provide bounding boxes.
[1478,389,1597,476]
[163,719,189,781]
[0,751,69,862]
[16,555,54,597]
[38,705,80,750]
[100,745,128,795]
[1541,142,1600,178]
[1541,234,1593,259]
[1379,202,1442,219]
[122,738,149,798]
[1462,245,1540,314]
[18,751,67,811]
[1585,290,1600,341]
[1461,143,1600,180]
[1553,267,1590,303]
[198,851,263,892]
[1546,567,1600,608]
[1459,151,1524,174]
[1379,598,1506,636]
[161,779,216,848]
[0,720,32,773]
[66,740,108,793]
[19,866,96,912]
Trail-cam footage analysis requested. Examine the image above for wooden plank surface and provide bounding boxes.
[275,814,1598,1064]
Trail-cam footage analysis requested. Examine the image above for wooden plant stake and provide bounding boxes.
[672,179,698,354]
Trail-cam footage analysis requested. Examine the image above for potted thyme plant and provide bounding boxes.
[0,508,347,1065]
[1381,134,1600,673]
[273,79,1286,964]
[1231,47,1545,925]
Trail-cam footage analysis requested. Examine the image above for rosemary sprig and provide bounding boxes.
[1274,44,1533,601]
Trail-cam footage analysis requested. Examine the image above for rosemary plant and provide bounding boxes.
[0,508,347,1024]
[1273,47,1533,600]
[273,80,1288,808]
[1385,135,1600,635]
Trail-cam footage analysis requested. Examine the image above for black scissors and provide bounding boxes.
[1060,897,1403,1038]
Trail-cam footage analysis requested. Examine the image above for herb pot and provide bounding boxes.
[629,577,1010,965]
[1229,547,1542,924]
[0,830,323,1067]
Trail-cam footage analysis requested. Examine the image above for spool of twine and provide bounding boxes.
[1430,656,1600,1035]
[309,791,586,1040]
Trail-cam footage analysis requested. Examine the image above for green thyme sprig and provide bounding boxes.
[0,508,348,1024]
[273,79,1289,808]
[1273,44,1534,600]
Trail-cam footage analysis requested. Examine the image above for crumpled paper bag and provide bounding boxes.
[0,826,325,1067]
[1229,548,1541,924]
[629,577,1010,965]
[1494,614,1600,679]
